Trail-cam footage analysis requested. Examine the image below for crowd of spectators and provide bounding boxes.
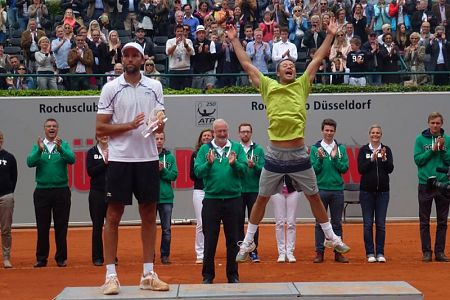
[0,0,449,90]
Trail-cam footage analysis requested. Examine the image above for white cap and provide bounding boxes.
[196,25,206,33]
[121,42,144,57]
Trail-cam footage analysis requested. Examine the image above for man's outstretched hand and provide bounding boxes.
[226,24,237,40]
[327,17,338,36]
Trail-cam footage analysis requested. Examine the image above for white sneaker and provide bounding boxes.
[139,271,169,291]
[367,255,377,263]
[324,236,351,254]
[376,255,386,263]
[3,259,12,268]
[236,240,256,262]
[286,254,296,263]
[102,275,120,295]
[277,254,286,263]
[195,258,203,264]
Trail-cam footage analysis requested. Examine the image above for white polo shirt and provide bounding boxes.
[97,74,164,162]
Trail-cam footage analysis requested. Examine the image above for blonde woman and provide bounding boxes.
[87,20,107,43]
[144,59,160,81]
[35,36,57,90]
[329,30,351,68]
[106,30,121,73]
[404,32,427,86]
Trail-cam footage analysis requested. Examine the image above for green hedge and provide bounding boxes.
[1,84,450,97]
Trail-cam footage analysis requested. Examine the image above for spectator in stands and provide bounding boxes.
[168,0,182,25]
[16,0,29,32]
[134,25,155,61]
[63,22,75,41]
[302,15,325,50]
[231,5,248,40]
[360,0,375,33]
[28,0,49,30]
[0,45,10,70]
[242,24,254,50]
[377,23,392,45]
[106,62,123,82]
[61,8,78,31]
[21,18,46,73]
[144,59,160,80]
[345,22,355,43]
[77,25,94,49]
[258,11,277,43]
[183,4,200,40]
[61,0,84,23]
[98,13,111,39]
[195,1,213,25]
[419,21,432,45]
[347,37,369,86]
[7,0,18,32]
[6,63,34,89]
[191,25,217,90]
[106,30,122,73]
[168,10,184,39]
[374,0,391,35]
[216,32,240,87]
[396,23,410,54]
[329,30,351,68]
[329,57,345,84]
[272,26,297,65]
[412,0,435,33]
[89,29,109,88]
[35,36,57,90]
[68,33,94,90]
[0,3,7,44]
[303,0,319,17]
[432,0,450,34]
[86,0,110,23]
[154,0,169,36]
[321,12,332,33]
[318,0,331,16]
[214,0,233,26]
[336,8,348,32]
[236,0,257,24]
[404,32,428,86]
[388,0,412,35]
[362,31,382,85]
[166,24,194,89]
[138,0,156,38]
[330,0,352,19]
[246,28,271,73]
[379,32,401,84]
[352,3,368,44]
[269,24,281,49]
[288,5,309,50]
[426,25,450,85]
[266,0,288,28]
[88,20,107,43]
[203,15,216,34]
[120,0,139,32]
[52,25,73,90]
[7,55,20,74]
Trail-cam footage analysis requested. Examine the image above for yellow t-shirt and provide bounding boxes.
[259,71,311,141]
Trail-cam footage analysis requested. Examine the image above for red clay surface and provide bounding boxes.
[1,223,449,299]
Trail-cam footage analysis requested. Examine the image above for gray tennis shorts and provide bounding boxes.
[259,143,319,196]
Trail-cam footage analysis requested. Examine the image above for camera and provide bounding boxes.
[426,167,450,195]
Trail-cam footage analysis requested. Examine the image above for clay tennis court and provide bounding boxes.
[1,222,449,299]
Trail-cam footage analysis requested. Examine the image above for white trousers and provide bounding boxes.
[271,191,300,256]
[193,189,205,259]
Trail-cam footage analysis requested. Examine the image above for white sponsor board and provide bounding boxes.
[1,93,449,225]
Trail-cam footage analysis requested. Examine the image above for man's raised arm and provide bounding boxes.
[305,18,338,83]
[227,25,262,88]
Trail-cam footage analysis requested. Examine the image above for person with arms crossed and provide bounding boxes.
[194,119,247,284]
[414,112,450,262]
[0,131,17,268]
[155,132,178,265]
[238,123,265,263]
[189,129,214,264]
[357,124,394,263]
[227,17,351,263]
[26,118,75,268]
[96,42,169,295]
[310,118,349,264]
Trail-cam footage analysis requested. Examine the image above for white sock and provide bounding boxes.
[320,222,338,240]
[106,264,116,278]
[244,223,258,243]
[143,263,154,276]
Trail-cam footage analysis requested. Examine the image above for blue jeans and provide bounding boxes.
[157,203,173,258]
[315,190,344,253]
[359,191,389,256]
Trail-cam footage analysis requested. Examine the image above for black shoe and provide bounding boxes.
[334,252,349,263]
[228,277,239,284]
[313,252,324,263]
[33,261,47,268]
[161,256,171,264]
[422,252,432,262]
[435,253,450,262]
[56,260,67,267]
[202,278,213,284]
[93,259,103,266]
[115,257,119,265]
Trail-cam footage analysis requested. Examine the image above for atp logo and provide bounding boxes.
[196,101,217,126]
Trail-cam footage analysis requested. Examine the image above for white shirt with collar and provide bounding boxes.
[272,40,298,63]
[44,138,56,153]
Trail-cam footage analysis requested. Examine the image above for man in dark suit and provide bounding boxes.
[119,0,140,31]
[301,14,326,50]
[425,25,450,85]
[432,0,450,34]
[412,0,437,33]
[20,18,46,72]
